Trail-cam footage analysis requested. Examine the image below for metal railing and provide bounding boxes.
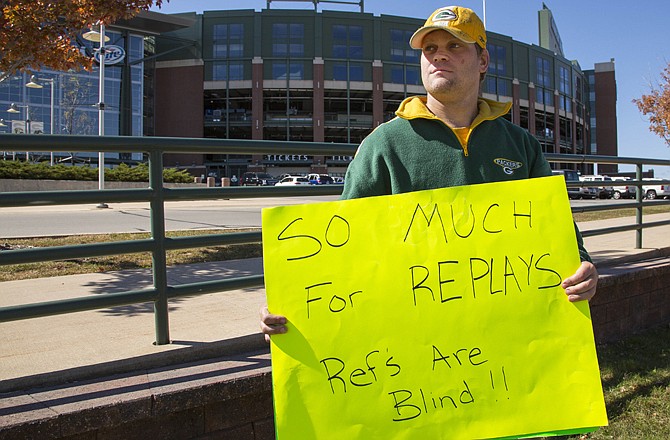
[546,153,670,248]
[0,134,669,345]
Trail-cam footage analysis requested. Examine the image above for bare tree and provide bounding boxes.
[61,75,96,136]
[60,75,97,164]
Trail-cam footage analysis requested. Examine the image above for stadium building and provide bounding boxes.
[153,2,616,179]
[1,2,617,179]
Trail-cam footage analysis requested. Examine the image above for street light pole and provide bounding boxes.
[83,22,110,208]
[26,75,55,165]
[98,23,106,198]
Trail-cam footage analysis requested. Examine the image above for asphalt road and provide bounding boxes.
[0,196,340,238]
[0,196,640,239]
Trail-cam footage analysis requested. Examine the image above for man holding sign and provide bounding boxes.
[261,6,606,438]
[261,4,597,337]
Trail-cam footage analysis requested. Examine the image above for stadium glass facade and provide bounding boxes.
[0,12,189,164]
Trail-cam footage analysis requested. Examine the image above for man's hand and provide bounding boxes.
[260,304,288,343]
[561,261,598,302]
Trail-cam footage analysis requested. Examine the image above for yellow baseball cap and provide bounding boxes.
[409,6,487,50]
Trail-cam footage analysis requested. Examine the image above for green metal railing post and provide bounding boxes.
[636,164,643,249]
[149,150,170,345]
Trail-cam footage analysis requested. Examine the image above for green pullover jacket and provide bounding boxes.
[341,96,592,262]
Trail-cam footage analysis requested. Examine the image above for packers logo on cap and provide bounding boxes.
[409,6,487,49]
[433,9,458,22]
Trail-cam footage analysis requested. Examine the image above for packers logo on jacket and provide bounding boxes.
[494,158,523,175]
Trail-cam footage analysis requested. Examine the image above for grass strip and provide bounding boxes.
[567,325,670,439]
[0,229,262,282]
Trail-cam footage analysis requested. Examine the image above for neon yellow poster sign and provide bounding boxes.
[262,176,607,439]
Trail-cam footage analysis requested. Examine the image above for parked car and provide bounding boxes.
[240,172,278,186]
[307,173,335,185]
[580,175,614,199]
[610,176,636,199]
[642,178,670,199]
[275,176,311,186]
[552,170,597,199]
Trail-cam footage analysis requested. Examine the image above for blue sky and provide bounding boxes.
[151,0,670,177]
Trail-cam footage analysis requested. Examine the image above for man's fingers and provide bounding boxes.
[561,261,598,302]
[259,304,287,338]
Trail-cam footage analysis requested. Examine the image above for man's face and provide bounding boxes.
[419,30,488,102]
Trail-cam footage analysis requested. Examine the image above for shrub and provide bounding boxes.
[0,160,193,183]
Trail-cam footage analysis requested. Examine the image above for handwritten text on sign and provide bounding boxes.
[262,176,607,439]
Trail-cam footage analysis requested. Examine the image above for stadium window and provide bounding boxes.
[333,63,363,81]
[349,64,363,81]
[272,23,305,58]
[272,62,304,80]
[332,24,364,59]
[333,64,346,80]
[390,29,419,62]
[487,43,507,76]
[213,62,245,81]
[213,23,244,59]
[406,66,420,85]
[390,65,420,85]
[559,66,570,94]
[391,66,403,83]
[229,63,244,80]
[535,57,551,105]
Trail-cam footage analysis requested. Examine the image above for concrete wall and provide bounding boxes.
[1,259,669,439]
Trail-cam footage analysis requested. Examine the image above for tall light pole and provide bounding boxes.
[0,119,6,160]
[26,75,55,165]
[83,22,110,208]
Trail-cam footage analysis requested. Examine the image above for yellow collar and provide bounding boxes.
[395,96,512,129]
[394,96,512,156]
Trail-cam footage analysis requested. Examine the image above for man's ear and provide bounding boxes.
[479,48,490,74]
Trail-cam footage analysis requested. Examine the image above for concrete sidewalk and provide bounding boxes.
[580,212,670,263]
[0,259,268,393]
[1,213,669,393]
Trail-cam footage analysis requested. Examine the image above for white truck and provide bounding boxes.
[642,178,670,199]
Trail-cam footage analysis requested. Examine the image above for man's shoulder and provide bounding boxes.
[365,116,412,139]
[356,116,416,157]
[381,115,412,128]
[485,115,533,138]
